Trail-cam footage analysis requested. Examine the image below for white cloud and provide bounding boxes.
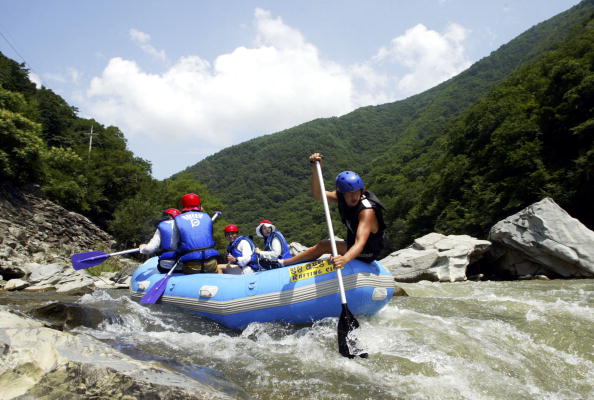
[28,72,42,88]
[41,67,82,85]
[374,23,471,96]
[85,10,471,178]
[129,28,167,61]
[88,11,356,149]
[67,67,80,84]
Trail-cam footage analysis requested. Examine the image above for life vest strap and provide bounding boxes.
[179,246,215,257]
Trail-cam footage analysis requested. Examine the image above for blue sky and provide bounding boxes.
[0,0,582,179]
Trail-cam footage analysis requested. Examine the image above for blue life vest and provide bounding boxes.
[175,211,219,262]
[157,220,176,261]
[227,236,259,269]
[264,231,291,259]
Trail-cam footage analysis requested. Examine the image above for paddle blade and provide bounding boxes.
[71,251,110,270]
[337,303,368,359]
[139,276,171,304]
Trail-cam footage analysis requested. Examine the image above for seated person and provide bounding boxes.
[139,208,182,274]
[254,219,291,269]
[174,193,219,274]
[217,224,258,274]
[278,153,386,268]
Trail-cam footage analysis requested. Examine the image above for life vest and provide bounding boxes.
[156,219,182,272]
[175,211,219,262]
[157,220,176,260]
[337,190,386,262]
[264,231,291,259]
[227,236,259,269]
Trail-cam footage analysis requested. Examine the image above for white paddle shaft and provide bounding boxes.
[315,161,348,305]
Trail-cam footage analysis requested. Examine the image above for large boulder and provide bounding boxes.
[381,233,491,282]
[0,308,235,399]
[488,197,594,278]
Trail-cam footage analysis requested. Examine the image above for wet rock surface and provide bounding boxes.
[0,183,134,294]
[0,308,235,400]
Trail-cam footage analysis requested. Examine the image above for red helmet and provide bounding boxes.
[181,193,201,211]
[224,224,239,234]
[163,208,181,218]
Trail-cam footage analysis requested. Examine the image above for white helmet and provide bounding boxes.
[256,220,276,237]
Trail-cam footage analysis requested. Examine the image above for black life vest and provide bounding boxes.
[337,190,386,262]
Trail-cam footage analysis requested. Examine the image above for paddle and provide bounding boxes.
[314,160,368,359]
[139,211,221,304]
[71,248,140,270]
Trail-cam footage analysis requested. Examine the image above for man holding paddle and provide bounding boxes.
[139,208,182,273]
[277,153,386,268]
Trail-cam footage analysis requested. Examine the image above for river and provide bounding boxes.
[2,279,593,399]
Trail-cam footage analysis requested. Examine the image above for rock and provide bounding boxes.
[467,273,485,281]
[24,284,55,292]
[488,197,594,278]
[381,233,491,282]
[393,286,409,297]
[55,279,95,295]
[93,277,116,289]
[5,279,30,291]
[0,309,235,399]
[28,263,66,284]
[0,182,114,271]
[289,242,309,256]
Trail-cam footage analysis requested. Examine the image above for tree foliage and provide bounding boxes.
[0,53,225,249]
[182,1,594,251]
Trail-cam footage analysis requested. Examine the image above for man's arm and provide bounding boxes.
[236,240,255,267]
[140,229,161,255]
[257,236,282,259]
[309,153,338,203]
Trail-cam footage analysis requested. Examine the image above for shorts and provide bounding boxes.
[182,257,218,274]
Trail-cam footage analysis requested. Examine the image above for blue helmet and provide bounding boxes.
[336,171,364,193]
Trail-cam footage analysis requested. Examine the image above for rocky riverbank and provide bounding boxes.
[0,183,134,294]
[380,197,594,282]
[1,183,594,399]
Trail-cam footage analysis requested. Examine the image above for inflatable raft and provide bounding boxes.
[130,257,395,329]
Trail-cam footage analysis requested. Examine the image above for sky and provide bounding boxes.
[0,0,583,179]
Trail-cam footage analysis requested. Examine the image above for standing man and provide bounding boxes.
[174,193,219,274]
[139,208,182,273]
[279,153,386,268]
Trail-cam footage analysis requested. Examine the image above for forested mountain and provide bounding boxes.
[182,0,594,252]
[0,53,228,250]
[3,1,593,256]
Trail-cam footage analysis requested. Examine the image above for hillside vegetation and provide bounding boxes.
[183,0,594,252]
[0,54,229,251]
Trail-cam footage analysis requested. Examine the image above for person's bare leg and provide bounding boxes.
[282,240,347,266]
[216,264,228,274]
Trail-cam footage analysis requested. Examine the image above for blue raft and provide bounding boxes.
[130,257,395,330]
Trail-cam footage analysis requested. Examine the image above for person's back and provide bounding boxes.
[140,208,182,273]
[175,193,219,274]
